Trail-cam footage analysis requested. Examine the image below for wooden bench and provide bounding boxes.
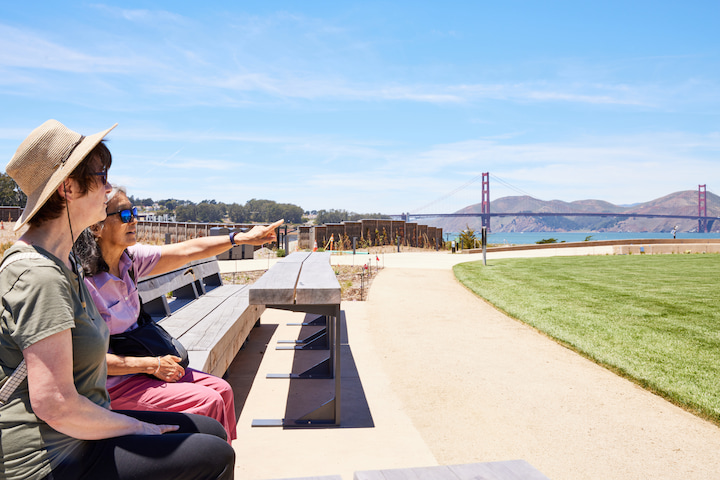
[137,256,264,377]
[354,460,551,480]
[248,251,342,427]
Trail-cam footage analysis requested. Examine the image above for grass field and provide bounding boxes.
[453,254,720,424]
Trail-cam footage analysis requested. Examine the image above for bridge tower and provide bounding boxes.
[699,184,707,233]
[481,172,490,231]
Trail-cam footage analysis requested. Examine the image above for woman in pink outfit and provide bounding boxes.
[76,187,282,442]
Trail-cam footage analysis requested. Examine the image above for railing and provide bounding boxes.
[136,221,259,245]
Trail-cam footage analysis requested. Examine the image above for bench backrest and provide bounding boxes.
[138,257,223,317]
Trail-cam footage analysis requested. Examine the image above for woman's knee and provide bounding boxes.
[184,433,235,479]
[188,412,228,441]
[193,387,229,420]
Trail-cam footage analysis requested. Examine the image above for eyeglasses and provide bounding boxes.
[93,169,108,186]
[107,206,138,223]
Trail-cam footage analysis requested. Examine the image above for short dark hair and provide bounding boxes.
[75,227,135,278]
[75,228,109,276]
[29,141,112,227]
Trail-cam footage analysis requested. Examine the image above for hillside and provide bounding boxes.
[426,190,720,233]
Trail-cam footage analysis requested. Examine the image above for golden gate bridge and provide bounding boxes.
[393,173,717,233]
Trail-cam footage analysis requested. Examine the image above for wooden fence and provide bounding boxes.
[136,219,442,250]
[136,221,260,245]
[298,220,443,250]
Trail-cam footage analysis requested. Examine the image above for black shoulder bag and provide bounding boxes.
[108,261,189,369]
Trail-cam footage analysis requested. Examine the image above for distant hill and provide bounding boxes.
[426,190,720,233]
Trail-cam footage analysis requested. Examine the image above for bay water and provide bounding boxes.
[446,231,720,246]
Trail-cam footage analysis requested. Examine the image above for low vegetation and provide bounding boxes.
[222,264,378,301]
[454,254,720,424]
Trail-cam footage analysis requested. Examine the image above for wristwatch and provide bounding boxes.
[229,231,238,246]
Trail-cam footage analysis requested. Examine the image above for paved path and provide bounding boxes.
[225,248,720,479]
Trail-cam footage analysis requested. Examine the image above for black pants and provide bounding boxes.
[45,410,234,480]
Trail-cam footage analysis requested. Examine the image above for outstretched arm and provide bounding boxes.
[148,219,284,276]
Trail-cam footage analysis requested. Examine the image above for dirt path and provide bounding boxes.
[365,268,720,480]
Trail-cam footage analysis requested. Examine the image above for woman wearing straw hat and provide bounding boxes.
[0,120,234,480]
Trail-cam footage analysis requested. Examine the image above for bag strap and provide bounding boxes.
[127,255,137,285]
[0,251,49,404]
[123,251,153,327]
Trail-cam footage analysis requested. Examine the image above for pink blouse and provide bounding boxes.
[84,243,162,387]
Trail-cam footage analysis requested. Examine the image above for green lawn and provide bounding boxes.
[453,254,720,424]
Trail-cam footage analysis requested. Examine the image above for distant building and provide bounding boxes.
[0,206,23,222]
[144,213,177,222]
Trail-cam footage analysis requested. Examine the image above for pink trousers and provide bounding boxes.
[108,368,237,442]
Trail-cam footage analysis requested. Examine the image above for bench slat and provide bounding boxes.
[179,295,250,350]
[302,251,331,263]
[139,258,221,303]
[204,284,248,297]
[139,268,197,304]
[158,296,228,339]
[353,461,550,480]
[249,262,302,305]
[181,302,263,376]
[281,251,311,263]
[296,260,341,305]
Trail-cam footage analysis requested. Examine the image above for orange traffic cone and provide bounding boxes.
[313,240,318,252]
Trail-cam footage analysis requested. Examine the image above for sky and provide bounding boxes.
[1,1,719,215]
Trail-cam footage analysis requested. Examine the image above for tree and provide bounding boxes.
[227,203,248,223]
[277,203,304,223]
[175,204,196,222]
[316,209,350,224]
[159,199,180,211]
[195,202,225,222]
[0,172,27,206]
[315,209,391,224]
[458,225,477,249]
[128,195,155,207]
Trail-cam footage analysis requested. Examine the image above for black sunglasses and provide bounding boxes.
[93,169,108,186]
[107,206,138,223]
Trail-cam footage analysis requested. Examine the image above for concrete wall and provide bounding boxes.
[613,243,720,255]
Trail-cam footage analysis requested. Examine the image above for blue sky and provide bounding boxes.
[1,1,719,215]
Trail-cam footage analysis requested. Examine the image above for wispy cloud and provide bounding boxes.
[113,127,720,212]
[88,4,188,25]
[0,24,160,78]
[0,17,682,110]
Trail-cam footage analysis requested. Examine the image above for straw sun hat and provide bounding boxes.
[6,119,117,231]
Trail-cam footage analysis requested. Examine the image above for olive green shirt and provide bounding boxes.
[0,244,110,480]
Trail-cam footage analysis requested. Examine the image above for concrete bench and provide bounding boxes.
[137,256,264,377]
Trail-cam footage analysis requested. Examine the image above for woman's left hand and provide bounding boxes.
[154,355,185,383]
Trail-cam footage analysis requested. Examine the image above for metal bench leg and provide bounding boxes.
[253,304,341,427]
[277,315,329,350]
